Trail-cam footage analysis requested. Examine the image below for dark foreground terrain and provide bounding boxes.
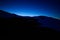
[0,10,60,36]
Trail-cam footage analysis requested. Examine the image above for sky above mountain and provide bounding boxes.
[0,0,60,19]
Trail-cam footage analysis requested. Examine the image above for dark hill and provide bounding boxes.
[0,10,60,36]
[0,10,22,18]
[36,16,60,31]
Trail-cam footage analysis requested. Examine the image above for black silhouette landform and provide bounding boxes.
[0,10,60,36]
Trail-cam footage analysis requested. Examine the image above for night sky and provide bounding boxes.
[0,0,60,19]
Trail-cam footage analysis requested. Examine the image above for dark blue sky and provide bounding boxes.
[0,0,60,19]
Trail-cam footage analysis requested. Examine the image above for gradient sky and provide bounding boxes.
[0,0,60,19]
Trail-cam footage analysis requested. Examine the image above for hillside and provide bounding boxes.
[0,10,60,36]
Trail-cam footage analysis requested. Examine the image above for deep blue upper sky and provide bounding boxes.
[0,0,60,19]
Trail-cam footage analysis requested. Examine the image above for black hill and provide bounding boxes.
[0,10,60,36]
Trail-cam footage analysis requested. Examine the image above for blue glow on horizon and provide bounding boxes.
[0,0,60,19]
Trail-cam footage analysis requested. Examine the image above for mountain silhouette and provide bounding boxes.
[0,10,60,36]
[36,16,60,31]
[0,10,22,18]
